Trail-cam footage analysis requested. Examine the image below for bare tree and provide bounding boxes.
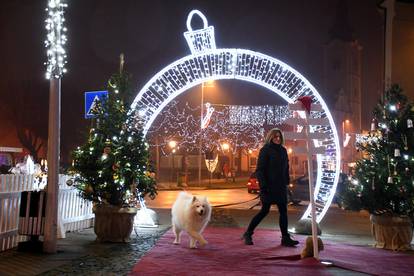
[16,128,44,162]
[2,79,47,162]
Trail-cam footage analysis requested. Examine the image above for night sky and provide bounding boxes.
[0,0,400,163]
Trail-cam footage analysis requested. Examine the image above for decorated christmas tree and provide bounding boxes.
[341,84,414,219]
[70,56,157,207]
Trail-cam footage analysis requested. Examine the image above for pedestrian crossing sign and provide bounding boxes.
[84,90,108,119]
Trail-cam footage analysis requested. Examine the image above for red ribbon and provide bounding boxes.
[297,96,312,114]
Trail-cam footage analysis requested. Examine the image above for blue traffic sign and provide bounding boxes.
[84,90,108,119]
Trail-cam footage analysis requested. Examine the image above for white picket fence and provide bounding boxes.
[0,174,94,252]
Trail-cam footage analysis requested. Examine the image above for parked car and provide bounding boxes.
[290,175,310,201]
[292,172,349,204]
[246,172,259,193]
[247,172,301,205]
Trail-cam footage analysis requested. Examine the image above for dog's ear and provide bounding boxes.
[192,196,197,203]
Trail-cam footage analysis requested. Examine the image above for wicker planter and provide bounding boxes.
[370,214,413,251]
[93,205,137,242]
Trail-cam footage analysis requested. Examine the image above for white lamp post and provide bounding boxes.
[43,0,68,254]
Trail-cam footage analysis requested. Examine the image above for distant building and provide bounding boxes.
[323,0,362,173]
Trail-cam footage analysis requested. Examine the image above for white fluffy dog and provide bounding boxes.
[171,191,212,248]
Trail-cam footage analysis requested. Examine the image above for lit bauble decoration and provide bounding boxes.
[85,185,94,194]
[66,179,73,186]
[104,147,111,154]
[394,148,401,157]
[101,153,108,160]
[371,118,377,131]
[407,119,413,128]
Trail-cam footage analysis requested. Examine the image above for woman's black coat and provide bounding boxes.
[255,142,290,204]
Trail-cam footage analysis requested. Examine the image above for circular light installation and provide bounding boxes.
[131,10,340,223]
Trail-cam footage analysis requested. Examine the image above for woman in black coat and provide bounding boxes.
[243,128,299,247]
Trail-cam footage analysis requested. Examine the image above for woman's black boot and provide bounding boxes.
[281,235,299,247]
[242,232,253,245]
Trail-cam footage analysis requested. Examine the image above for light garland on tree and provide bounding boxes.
[44,0,68,79]
[70,65,156,207]
[148,101,288,154]
[343,84,414,221]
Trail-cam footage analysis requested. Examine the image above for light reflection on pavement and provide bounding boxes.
[145,188,261,209]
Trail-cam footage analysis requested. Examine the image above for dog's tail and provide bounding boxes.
[177,191,190,199]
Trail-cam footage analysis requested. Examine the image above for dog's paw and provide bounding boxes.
[199,239,208,246]
[173,239,180,245]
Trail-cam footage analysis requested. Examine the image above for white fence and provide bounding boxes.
[0,174,94,252]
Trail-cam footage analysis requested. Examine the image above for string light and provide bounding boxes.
[229,105,290,126]
[148,101,269,154]
[44,0,68,79]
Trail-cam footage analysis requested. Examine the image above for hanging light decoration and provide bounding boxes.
[371,118,377,131]
[394,148,401,157]
[407,119,413,128]
[44,0,68,79]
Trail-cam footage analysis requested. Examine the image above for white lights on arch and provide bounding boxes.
[131,10,341,223]
[44,0,68,79]
[229,105,291,126]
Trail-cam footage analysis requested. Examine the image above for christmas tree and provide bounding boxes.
[70,56,157,207]
[341,84,414,219]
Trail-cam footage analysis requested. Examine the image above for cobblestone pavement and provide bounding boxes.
[35,209,236,275]
[38,227,169,276]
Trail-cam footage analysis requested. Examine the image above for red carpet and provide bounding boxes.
[130,227,414,276]
[322,241,414,276]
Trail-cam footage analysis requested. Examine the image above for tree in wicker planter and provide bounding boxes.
[340,84,414,250]
[70,57,157,242]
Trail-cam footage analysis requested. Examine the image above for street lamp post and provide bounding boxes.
[198,84,204,186]
[43,0,68,254]
[169,140,177,183]
[287,147,295,179]
[198,80,214,185]
[155,136,160,181]
[342,119,350,173]
[247,149,252,173]
[221,142,230,182]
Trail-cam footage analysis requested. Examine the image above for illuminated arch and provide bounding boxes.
[131,10,340,223]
